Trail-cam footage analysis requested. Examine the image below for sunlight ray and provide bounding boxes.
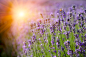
[0,20,12,33]
[0,3,11,9]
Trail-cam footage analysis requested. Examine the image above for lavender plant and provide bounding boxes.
[17,5,86,57]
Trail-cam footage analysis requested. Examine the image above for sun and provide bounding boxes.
[13,8,28,20]
[11,4,29,21]
[15,10,25,18]
[18,11,25,17]
[0,0,39,27]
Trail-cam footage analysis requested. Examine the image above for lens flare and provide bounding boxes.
[11,4,29,21]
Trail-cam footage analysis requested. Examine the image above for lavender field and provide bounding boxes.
[0,0,86,57]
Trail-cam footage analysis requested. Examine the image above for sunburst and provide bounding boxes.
[0,0,30,33]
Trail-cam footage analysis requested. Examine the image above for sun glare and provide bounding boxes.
[10,1,30,22]
[11,8,28,21]
[15,9,27,19]
[18,11,24,17]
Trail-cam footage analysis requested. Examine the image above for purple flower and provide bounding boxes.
[53,33,56,36]
[79,42,84,46]
[40,29,45,35]
[69,7,73,12]
[51,39,55,45]
[73,28,76,33]
[61,46,64,51]
[50,26,53,31]
[63,38,64,41]
[79,42,86,47]
[75,45,78,49]
[84,34,86,38]
[64,40,70,48]
[63,31,70,39]
[53,56,56,57]
[58,50,61,56]
[28,39,32,45]
[84,27,86,31]
[63,26,66,30]
[65,22,68,26]
[84,10,86,13]
[73,23,76,27]
[77,16,80,20]
[81,23,84,28]
[56,39,60,48]
[84,38,86,43]
[37,22,40,27]
[73,5,76,10]
[74,34,79,38]
[77,29,80,33]
[69,26,72,32]
[66,31,70,39]
[67,50,73,55]
[53,50,56,53]
[32,34,36,40]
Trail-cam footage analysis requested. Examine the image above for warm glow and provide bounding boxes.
[18,11,24,17]
[11,5,29,21]
[14,9,28,19]
[10,1,40,22]
[9,1,40,36]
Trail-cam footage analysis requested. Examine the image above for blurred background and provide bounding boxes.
[0,0,86,57]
